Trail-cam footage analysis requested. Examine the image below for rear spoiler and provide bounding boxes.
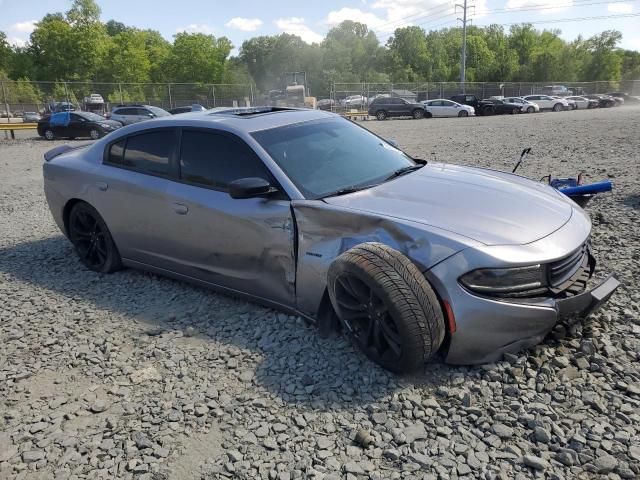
[44,143,90,162]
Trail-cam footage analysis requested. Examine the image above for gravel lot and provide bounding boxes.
[1,107,639,480]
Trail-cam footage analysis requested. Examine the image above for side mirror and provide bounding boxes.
[147,113,155,118]
[229,177,277,199]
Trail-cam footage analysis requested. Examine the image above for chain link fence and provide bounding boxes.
[330,80,640,112]
[0,81,254,117]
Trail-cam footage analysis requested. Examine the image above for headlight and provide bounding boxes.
[459,265,546,295]
[99,123,112,128]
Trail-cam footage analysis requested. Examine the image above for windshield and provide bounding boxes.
[252,118,416,199]
[148,106,170,117]
[77,111,106,122]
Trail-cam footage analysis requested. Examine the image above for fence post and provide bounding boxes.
[212,85,216,107]
[1,81,10,124]
[167,84,172,109]
[249,83,254,106]
[118,83,123,104]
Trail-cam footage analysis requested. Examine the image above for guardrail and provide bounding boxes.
[0,123,38,139]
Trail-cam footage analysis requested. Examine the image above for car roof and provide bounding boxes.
[116,107,334,134]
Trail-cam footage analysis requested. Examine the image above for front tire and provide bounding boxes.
[44,129,55,140]
[527,106,535,113]
[458,110,468,117]
[89,128,101,140]
[328,242,445,373]
[68,202,122,273]
[412,109,424,119]
[482,106,495,116]
[511,107,519,115]
[553,103,562,112]
[376,110,387,121]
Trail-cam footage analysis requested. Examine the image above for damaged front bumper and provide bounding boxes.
[440,273,619,365]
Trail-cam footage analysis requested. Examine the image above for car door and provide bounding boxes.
[93,128,181,272]
[441,100,459,116]
[388,98,405,117]
[135,108,153,123]
[427,100,443,117]
[164,128,296,306]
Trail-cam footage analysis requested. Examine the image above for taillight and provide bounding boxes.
[104,112,111,119]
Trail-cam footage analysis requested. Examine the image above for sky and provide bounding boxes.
[1,0,639,55]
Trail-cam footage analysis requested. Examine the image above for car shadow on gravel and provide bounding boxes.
[0,236,456,408]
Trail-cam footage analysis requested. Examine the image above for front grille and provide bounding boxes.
[549,243,589,288]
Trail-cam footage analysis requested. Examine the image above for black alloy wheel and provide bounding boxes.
[376,110,387,120]
[68,202,122,273]
[412,109,424,119]
[334,273,403,363]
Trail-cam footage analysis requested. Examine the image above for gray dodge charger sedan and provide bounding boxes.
[43,107,619,373]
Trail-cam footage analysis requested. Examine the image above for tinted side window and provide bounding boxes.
[122,131,175,176]
[180,131,271,189]
[115,108,134,116]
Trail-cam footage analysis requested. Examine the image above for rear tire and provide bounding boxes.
[553,103,562,112]
[482,106,495,116]
[328,242,445,373]
[89,128,101,140]
[458,110,468,117]
[44,129,55,140]
[68,202,122,273]
[376,110,387,121]
[412,109,424,119]
[511,107,519,115]
[526,106,535,113]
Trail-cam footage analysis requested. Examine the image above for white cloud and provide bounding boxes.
[324,0,488,35]
[506,0,574,13]
[175,24,215,35]
[10,19,37,34]
[225,17,263,32]
[275,17,323,44]
[6,37,27,47]
[325,8,387,29]
[607,2,633,13]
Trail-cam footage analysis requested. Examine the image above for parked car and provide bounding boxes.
[1,110,13,118]
[565,96,597,109]
[551,96,577,110]
[482,99,524,115]
[50,101,76,113]
[503,97,540,113]
[449,94,497,116]
[584,94,616,108]
[606,92,640,104]
[23,111,41,122]
[316,99,336,111]
[340,95,368,108]
[109,105,171,125]
[169,104,207,115]
[422,99,475,117]
[368,96,426,120]
[42,107,619,372]
[542,85,573,96]
[38,111,123,140]
[522,95,569,111]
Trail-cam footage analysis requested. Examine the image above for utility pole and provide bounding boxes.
[456,0,473,93]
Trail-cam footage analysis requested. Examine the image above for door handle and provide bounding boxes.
[172,203,189,215]
[96,182,108,191]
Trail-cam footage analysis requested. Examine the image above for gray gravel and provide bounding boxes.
[1,106,639,479]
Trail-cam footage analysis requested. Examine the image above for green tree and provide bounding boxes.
[387,26,430,81]
[100,29,151,83]
[581,30,623,81]
[105,20,127,36]
[165,32,232,83]
[0,32,12,73]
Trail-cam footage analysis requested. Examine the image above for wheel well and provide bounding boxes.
[62,198,86,236]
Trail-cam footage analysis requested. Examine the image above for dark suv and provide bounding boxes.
[368,97,426,120]
[450,94,497,116]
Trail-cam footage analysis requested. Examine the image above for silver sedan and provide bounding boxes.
[42,108,619,372]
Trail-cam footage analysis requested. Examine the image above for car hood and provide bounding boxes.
[323,163,575,246]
